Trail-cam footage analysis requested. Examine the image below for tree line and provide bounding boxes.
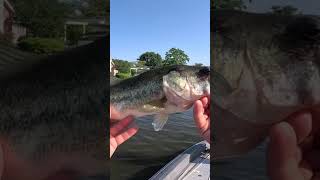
[213,0,300,16]
[137,48,190,68]
[10,0,106,38]
[112,47,202,75]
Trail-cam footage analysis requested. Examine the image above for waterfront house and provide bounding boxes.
[0,0,27,43]
[110,58,118,76]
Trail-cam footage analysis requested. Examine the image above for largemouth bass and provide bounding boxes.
[212,10,320,159]
[110,65,210,131]
[0,37,108,179]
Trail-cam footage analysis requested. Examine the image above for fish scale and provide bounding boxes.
[212,10,320,159]
[0,37,109,178]
[110,65,210,131]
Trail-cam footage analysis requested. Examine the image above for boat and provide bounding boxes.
[149,141,210,180]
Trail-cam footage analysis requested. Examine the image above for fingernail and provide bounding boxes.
[270,122,295,142]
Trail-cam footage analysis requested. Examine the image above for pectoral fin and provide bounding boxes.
[152,114,169,131]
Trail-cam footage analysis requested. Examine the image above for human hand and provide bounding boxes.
[194,96,210,143]
[110,116,139,158]
[267,109,320,180]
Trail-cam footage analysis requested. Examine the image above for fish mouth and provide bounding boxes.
[164,82,203,110]
[163,66,210,108]
[165,86,195,109]
[170,81,209,109]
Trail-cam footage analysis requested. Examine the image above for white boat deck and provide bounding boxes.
[150,141,210,180]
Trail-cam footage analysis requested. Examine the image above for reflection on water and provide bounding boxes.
[110,110,202,180]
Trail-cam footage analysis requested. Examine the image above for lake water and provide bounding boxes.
[110,109,268,180]
[110,110,202,180]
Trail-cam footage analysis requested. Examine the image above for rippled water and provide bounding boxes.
[109,106,268,180]
[110,110,202,180]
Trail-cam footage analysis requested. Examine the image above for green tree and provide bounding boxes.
[163,48,190,66]
[11,0,71,38]
[131,69,137,76]
[136,60,146,67]
[80,0,107,17]
[270,5,299,16]
[112,59,132,73]
[137,52,162,68]
[195,63,203,67]
[213,0,247,10]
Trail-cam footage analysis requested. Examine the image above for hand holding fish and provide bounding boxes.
[110,65,210,131]
[194,96,210,143]
[267,110,320,180]
[110,112,139,158]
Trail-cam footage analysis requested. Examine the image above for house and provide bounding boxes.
[129,63,150,76]
[0,0,14,34]
[110,58,118,77]
[64,17,107,46]
[0,0,27,43]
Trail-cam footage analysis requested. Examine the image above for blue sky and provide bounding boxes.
[110,0,210,66]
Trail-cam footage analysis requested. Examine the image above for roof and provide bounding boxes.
[4,0,15,13]
[65,17,107,26]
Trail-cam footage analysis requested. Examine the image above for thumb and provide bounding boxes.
[267,122,303,180]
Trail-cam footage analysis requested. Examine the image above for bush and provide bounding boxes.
[18,37,64,54]
[112,59,132,73]
[116,72,131,79]
[131,69,137,76]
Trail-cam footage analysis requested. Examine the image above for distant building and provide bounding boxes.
[0,0,27,43]
[110,58,118,76]
[64,17,107,46]
[130,66,150,76]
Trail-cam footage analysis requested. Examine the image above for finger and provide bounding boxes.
[267,122,303,180]
[110,106,117,119]
[287,112,312,144]
[110,106,122,120]
[194,100,209,134]
[110,106,112,119]
[110,136,118,157]
[205,95,210,102]
[110,116,134,136]
[200,97,209,108]
[194,100,204,115]
[113,126,139,147]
